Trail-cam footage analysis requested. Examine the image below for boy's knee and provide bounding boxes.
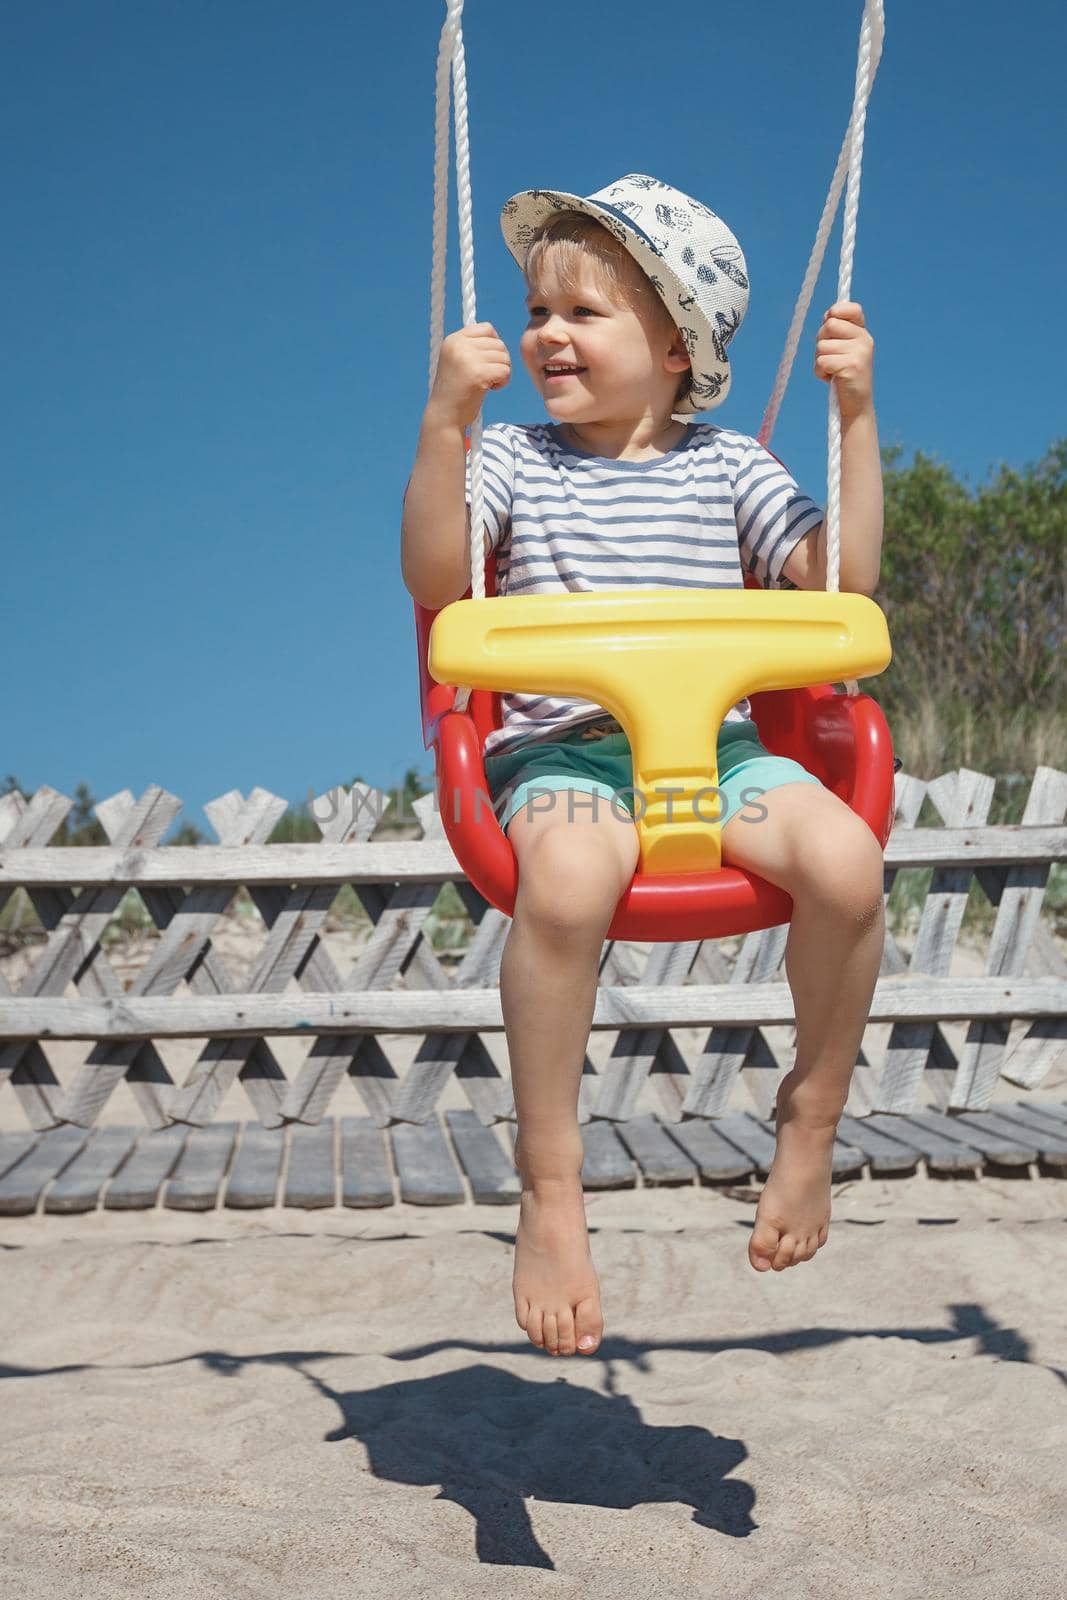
[794,817,885,921]
[517,825,632,934]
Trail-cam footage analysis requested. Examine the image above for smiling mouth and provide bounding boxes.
[544,368,586,382]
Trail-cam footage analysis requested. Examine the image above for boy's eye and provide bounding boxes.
[527,305,595,318]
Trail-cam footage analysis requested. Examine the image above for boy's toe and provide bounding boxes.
[556,1309,577,1357]
[749,1216,781,1272]
[542,1312,559,1355]
[525,1308,544,1349]
[575,1297,602,1354]
[772,1235,799,1270]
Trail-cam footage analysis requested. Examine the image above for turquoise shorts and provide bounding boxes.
[483,716,822,837]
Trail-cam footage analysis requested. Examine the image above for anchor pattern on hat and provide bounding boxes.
[606,197,643,223]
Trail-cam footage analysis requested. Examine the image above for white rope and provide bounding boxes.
[429,0,483,713]
[826,0,884,598]
[429,0,884,712]
[428,9,452,404]
[758,0,885,604]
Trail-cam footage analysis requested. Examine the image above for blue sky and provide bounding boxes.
[5,0,1065,836]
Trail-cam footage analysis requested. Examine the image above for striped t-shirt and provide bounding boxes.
[464,421,823,759]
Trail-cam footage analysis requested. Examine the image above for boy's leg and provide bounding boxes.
[719,780,886,1273]
[502,786,640,1357]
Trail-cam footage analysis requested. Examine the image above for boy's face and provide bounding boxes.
[520,249,690,423]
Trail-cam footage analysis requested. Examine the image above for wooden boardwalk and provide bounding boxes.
[1,1101,1066,1216]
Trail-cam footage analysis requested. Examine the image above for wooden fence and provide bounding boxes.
[1,764,1065,1151]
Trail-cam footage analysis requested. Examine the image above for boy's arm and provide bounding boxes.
[779,406,883,596]
[401,406,491,611]
[779,301,883,598]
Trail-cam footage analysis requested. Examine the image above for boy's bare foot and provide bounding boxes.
[513,1170,603,1357]
[749,1086,838,1272]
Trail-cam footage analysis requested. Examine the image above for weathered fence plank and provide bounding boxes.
[444,1109,520,1204]
[105,1126,187,1209]
[835,1112,922,1176]
[961,1108,1067,1169]
[163,1122,239,1210]
[4,974,1064,1041]
[703,1112,779,1176]
[4,824,1066,887]
[225,1123,285,1208]
[0,1126,87,1215]
[579,1121,637,1189]
[897,1110,1032,1168]
[44,1125,140,1213]
[944,1111,1042,1166]
[863,1113,982,1174]
[285,1121,337,1208]
[1003,1100,1067,1136]
[391,1115,465,1205]
[0,1130,37,1181]
[613,1113,700,1185]
[340,1117,394,1208]
[663,1118,755,1183]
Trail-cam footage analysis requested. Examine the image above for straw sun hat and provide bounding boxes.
[500,172,750,414]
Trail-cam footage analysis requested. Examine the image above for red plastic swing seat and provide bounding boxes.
[412,548,897,942]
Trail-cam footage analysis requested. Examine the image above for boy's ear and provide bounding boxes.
[664,328,691,373]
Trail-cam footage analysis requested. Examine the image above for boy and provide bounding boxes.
[401,175,885,1359]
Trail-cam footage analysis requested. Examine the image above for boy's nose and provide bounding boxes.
[536,311,568,341]
[538,331,569,356]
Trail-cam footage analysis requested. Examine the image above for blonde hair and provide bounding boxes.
[524,212,694,408]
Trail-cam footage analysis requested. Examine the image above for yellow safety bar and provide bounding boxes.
[428,589,892,872]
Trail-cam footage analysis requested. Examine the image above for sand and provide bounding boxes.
[3,904,1067,1596]
[2,1171,1066,1599]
